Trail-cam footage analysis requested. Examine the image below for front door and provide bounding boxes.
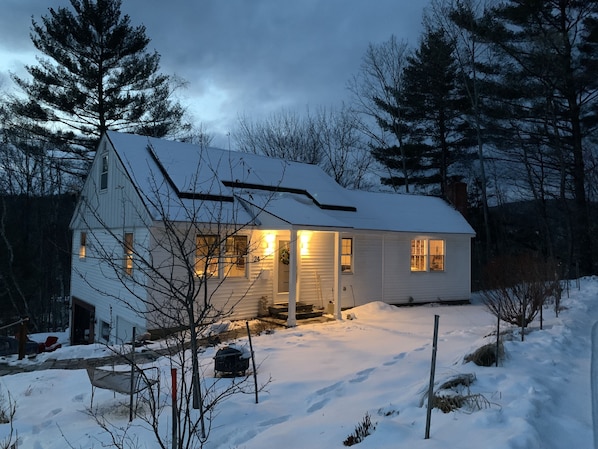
[277,240,290,295]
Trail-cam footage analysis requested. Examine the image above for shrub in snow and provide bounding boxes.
[343,412,375,446]
[464,342,503,366]
[481,253,561,328]
[422,373,496,414]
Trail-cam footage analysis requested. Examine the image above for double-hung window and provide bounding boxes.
[411,239,445,272]
[224,235,248,277]
[429,239,445,271]
[100,153,108,190]
[196,235,220,278]
[79,232,87,259]
[123,232,134,276]
[341,237,353,273]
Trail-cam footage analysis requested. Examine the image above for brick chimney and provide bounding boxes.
[445,181,468,219]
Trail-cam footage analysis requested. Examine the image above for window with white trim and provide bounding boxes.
[195,234,220,278]
[224,235,248,277]
[100,153,108,190]
[123,232,134,276]
[411,239,445,272]
[429,239,445,271]
[341,237,353,273]
[79,232,87,259]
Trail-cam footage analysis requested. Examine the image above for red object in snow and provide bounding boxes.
[40,336,62,352]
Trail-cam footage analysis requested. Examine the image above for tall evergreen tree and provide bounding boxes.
[398,28,474,195]
[468,0,598,274]
[10,0,186,176]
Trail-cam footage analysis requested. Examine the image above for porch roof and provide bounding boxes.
[236,191,351,229]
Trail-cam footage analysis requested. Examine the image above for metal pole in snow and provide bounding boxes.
[496,303,500,367]
[171,368,177,449]
[425,315,439,439]
[246,321,259,403]
[129,326,136,422]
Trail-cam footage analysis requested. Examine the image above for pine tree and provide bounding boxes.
[399,28,474,195]
[469,0,598,274]
[11,0,186,175]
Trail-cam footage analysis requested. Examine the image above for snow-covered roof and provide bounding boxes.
[105,131,475,235]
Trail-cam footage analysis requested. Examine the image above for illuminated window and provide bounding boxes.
[224,235,248,277]
[100,153,108,190]
[411,239,426,272]
[123,232,134,276]
[79,232,87,259]
[341,237,353,273]
[196,235,220,278]
[411,239,445,272]
[429,240,445,271]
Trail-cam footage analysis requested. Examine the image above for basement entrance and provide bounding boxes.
[71,297,95,345]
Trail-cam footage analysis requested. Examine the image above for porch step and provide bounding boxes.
[268,302,323,320]
[269,310,324,320]
[268,302,313,315]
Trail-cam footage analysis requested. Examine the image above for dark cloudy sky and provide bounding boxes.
[0,0,426,146]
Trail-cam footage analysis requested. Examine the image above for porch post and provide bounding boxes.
[333,232,342,320]
[287,229,298,327]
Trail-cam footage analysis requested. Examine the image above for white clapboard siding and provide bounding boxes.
[70,227,151,343]
[342,232,384,308]
[339,232,472,308]
[71,137,151,232]
[399,234,472,303]
[297,231,335,308]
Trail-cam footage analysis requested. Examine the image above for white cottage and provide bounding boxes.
[69,131,475,344]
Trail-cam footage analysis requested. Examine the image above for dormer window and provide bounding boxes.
[100,153,108,190]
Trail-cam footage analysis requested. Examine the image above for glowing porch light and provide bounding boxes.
[264,233,275,257]
[300,232,310,256]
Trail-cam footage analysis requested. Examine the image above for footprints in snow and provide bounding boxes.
[32,408,63,434]
[383,352,407,366]
[307,381,343,412]
[305,348,423,414]
[349,368,376,383]
[231,415,291,445]
[230,348,419,446]
[259,414,291,427]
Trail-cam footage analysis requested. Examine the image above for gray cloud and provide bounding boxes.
[1,0,425,144]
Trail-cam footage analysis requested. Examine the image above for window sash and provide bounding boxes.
[410,239,426,272]
[224,235,248,277]
[429,239,445,271]
[100,154,108,190]
[196,235,220,278]
[79,232,87,259]
[123,232,134,276]
[341,237,353,273]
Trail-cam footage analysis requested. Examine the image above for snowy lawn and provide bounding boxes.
[1,277,596,449]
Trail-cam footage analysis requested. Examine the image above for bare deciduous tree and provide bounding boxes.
[313,105,373,190]
[481,253,561,339]
[235,109,321,164]
[427,0,494,258]
[235,105,372,189]
[0,387,18,449]
[347,35,412,192]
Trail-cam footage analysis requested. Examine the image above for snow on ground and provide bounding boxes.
[1,277,597,449]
